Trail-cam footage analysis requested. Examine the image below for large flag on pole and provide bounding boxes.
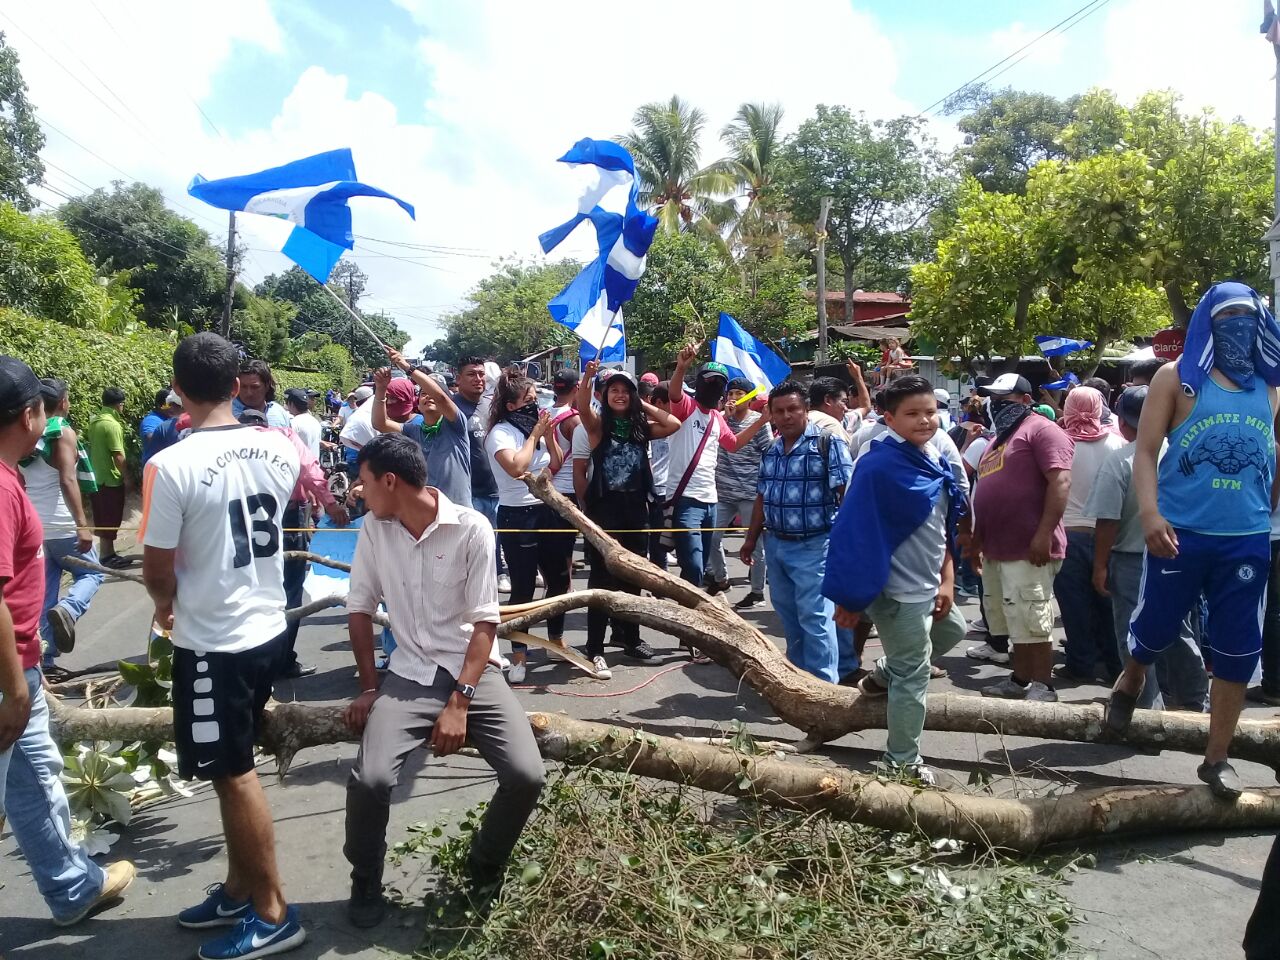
[1035,334,1093,358]
[712,312,791,392]
[187,148,415,283]
[540,139,658,364]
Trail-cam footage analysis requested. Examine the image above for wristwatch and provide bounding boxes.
[454,681,476,701]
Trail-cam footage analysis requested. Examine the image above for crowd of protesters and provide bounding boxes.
[8,277,1280,953]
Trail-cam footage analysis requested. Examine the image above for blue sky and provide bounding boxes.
[3,0,1272,350]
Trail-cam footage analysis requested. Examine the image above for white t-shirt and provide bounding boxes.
[20,453,74,539]
[484,422,550,507]
[291,411,322,461]
[962,435,990,475]
[140,424,300,654]
[339,399,378,450]
[667,397,736,504]
[1063,432,1127,529]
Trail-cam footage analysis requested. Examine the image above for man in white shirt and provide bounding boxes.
[284,388,321,460]
[140,333,305,959]
[342,433,545,928]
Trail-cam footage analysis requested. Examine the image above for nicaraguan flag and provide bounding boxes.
[712,313,791,391]
[1041,371,1079,391]
[540,139,658,364]
[187,148,415,283]
[1035,335,1093,358]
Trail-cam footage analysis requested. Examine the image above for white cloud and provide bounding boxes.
[1100,0,1274,128]
[987,21,1069,69]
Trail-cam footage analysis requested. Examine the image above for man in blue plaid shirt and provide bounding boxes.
[741,381,853,682]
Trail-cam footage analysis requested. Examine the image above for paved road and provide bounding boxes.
[2,531,1274,959]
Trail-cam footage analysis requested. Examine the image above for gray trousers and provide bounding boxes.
[1110,550,1209,711]
[344,664,546,884]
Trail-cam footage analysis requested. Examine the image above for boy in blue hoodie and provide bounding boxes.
[824,376,969,783]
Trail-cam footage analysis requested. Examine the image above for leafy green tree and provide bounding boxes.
[0,202,124,327]
[59,182,224,331]
[626,232,737,366]
[948,87,1079,195]
[256,264,407,370]
[233,291,294,362]
[621,96,736,238]
[0,34,45,211]
[776,107,947,323]
[282,332,355,388]
[717,102,790,272]
[720,254,812,349]
[431,260,581,365]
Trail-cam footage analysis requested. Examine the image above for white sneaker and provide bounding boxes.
[497,574,512,594]
[981,676,1028,699]
[591,656,612,680]
[508,660,526,684]
[535,571,545,588]
[909,764,937,787]
[966,642,1010,665]
[1025,681,1058,702]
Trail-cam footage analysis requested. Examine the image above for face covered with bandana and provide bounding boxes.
[1212,303,1259,389]
[694,371,727,408]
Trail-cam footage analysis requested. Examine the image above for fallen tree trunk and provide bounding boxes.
[45,697,1280,852]
[519,473,1280,770]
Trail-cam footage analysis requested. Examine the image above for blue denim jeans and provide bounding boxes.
[706,499,765,593]
[1054,530,1120,678]
[41,537,105,667]
[473,494,507,576]
[673,497,715,588]
[763,532,839,683]
[0,667,106,920]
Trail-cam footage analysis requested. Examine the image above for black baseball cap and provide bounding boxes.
[552,368,580,391]
[1116,385,1148,429]
[0,356,41,411]
[283,387,315,405]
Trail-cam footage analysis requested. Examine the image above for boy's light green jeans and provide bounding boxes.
[864,593,967,766]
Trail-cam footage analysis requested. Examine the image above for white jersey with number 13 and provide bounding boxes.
[140,424,301,654]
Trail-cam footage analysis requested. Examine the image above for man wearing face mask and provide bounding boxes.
[666,343,772,589]
[1106,281,1280,800]
[963,374,1074,703]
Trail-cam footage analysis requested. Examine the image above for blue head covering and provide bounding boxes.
[1178,281,1280,395]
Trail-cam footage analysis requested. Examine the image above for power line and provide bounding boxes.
[921,0,1112,116]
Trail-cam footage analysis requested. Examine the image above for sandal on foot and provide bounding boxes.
[1197,760,1243,800]
[1104,686,1140,734]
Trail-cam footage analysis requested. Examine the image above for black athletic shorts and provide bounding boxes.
[172,632,284,781]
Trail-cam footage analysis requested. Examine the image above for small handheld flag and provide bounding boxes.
[1041,372,1080,391]
[1035,335,1093,358]
[187,148,414,284]
[712,313,791,392]
[540,139,658,365]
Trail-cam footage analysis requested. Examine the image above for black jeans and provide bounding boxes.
[498,503,571,651]
[280,502,310,673]
[647,498,669,570]
[585,492,647,658]
[1245,833,1280,959]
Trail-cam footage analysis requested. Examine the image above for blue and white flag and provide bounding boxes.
[1035,335,1093,358]
[712,312,791,391]
[1041,371,1079,391]
[188,148,415,283]
[540,139,658,364]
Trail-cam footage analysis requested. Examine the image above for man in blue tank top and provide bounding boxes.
[1106,281,1280,800]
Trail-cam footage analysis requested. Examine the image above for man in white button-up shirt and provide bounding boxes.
[342,434,545,929]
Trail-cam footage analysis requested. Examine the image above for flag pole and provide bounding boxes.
[317,276,389,353]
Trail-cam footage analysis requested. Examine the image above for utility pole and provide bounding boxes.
[814,196,833,367]
[220,210,236,339]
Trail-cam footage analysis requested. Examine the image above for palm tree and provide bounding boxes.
[718,102,789,290]
[620,96,736,237]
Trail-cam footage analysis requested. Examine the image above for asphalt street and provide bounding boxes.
[2,524,1275,959]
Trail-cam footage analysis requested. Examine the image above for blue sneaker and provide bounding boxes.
[198,906,306,960]
[178,883,252,929]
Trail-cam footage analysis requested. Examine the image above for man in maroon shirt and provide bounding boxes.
[0,355,135,925]
[964,374,1073,702]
